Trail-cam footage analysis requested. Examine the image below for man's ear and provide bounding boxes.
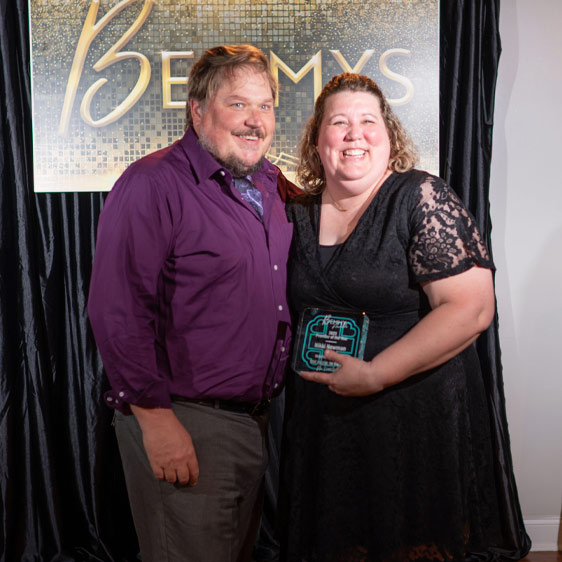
[190,99,203,131]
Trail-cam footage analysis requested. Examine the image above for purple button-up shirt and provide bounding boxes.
[88,128,293,412]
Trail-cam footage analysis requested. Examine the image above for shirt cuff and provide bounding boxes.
[103,384,173,414]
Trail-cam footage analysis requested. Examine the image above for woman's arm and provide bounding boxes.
[299,266,495,396]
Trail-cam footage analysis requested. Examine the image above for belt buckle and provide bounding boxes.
[250,398,270,416]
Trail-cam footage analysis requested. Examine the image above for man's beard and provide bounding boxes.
[199,129,267,178]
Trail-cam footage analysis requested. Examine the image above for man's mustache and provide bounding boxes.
[234,128,265,139]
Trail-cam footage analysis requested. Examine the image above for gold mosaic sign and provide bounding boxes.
[29,0,439,192]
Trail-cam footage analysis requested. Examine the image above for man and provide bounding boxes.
[88,45,297,562]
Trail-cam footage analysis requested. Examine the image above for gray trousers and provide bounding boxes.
[114,400,270,562]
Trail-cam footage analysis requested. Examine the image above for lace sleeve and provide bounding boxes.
[408,175,494,282]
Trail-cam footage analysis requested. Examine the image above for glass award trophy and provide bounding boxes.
[292,307,369,372]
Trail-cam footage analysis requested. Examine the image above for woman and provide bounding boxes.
[281,74,503,561]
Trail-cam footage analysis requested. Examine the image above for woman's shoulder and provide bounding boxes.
[286,191,318,219]
[391,168,445,190]
[387,169,454,207]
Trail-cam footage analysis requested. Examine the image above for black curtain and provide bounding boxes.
[0,0,530,560]
[440,1,531,559]
[0,1,137,561]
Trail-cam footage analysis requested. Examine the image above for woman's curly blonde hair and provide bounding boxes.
[296,73,418,194]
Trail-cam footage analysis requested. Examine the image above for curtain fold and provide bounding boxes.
[0,0,530,560]
[1,2,137,561]
[440,1,531,558]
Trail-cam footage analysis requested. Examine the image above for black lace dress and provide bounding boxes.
[281,170,503,562]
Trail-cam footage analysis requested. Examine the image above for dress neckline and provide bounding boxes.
[315,171,396,247]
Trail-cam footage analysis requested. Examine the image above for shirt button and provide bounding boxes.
[273,265,278,271]
[220,170,225,176]
[278,305,283,311]
[106,396,113,402]
[274,383,279,389]
[281,346,286,352]
[119,392,125,398]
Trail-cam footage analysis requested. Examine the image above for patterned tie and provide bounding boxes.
[232,177,264,217]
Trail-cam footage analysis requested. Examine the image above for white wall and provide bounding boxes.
[489,0,562,551]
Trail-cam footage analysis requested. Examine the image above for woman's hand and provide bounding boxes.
[299,349,384,396]
[300,266,495,395]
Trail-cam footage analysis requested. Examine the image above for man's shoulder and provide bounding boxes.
[114,135,198,195]
[125,139,187,177]
[274,169,302,202]
[259,162,301,202]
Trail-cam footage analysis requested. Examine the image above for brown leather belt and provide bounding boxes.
[172,395,270,416]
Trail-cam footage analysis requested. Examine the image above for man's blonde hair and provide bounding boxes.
[185,45,277,129]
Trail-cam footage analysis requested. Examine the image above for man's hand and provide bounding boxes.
[130,405,199,486]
